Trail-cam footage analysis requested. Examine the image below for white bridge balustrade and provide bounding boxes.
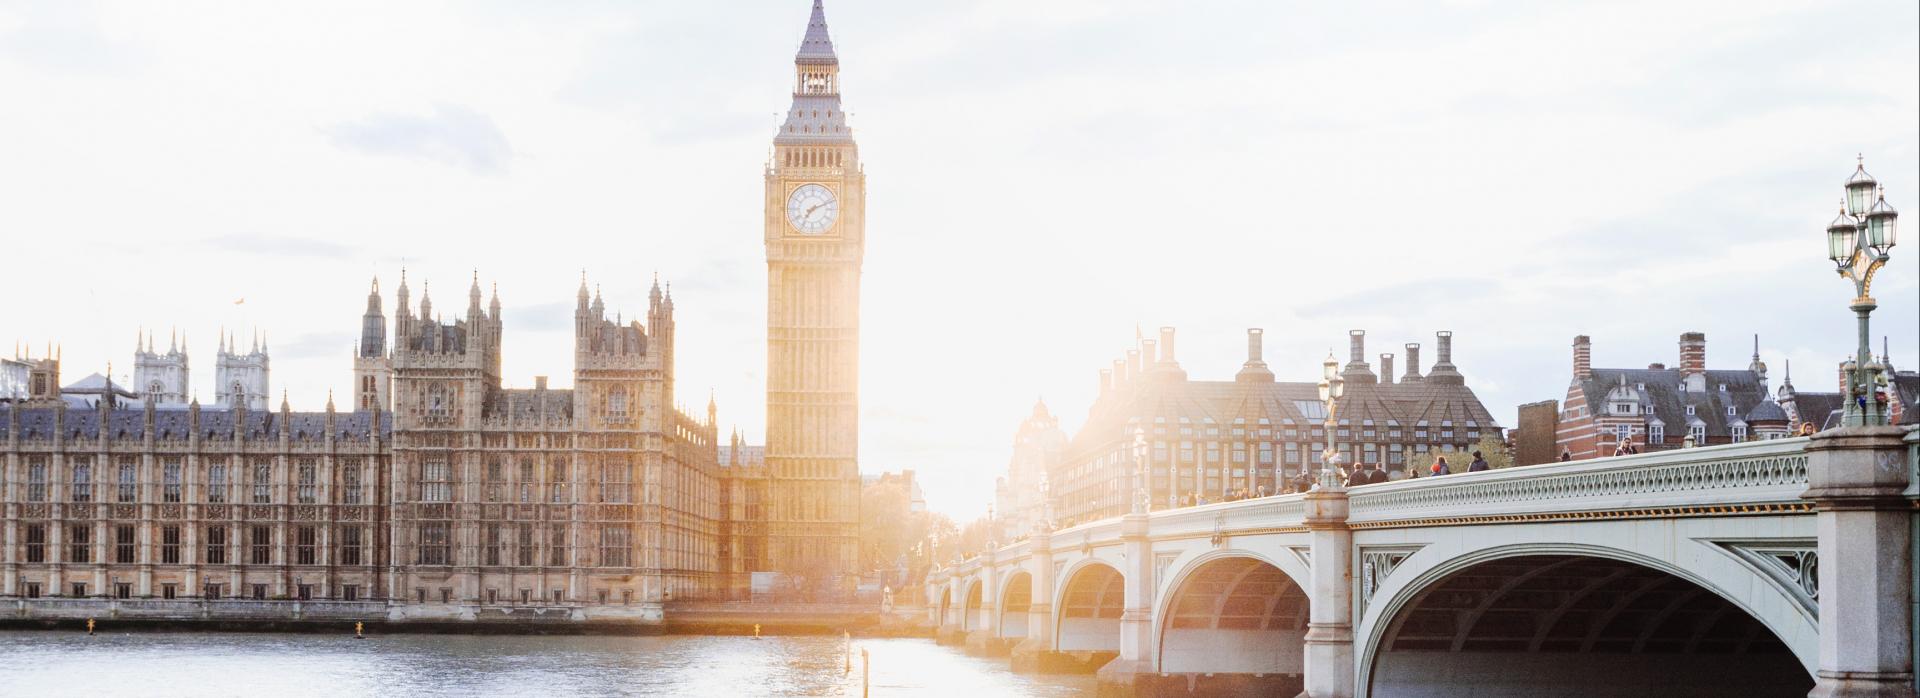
[926,426,1920,698]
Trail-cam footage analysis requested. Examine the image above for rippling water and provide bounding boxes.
[0,630,1094,697]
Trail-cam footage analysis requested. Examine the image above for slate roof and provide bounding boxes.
[0,405,390,440]
[1577,368,1767,438]
[1895,372,1920,426]
[1067,372,1500,457]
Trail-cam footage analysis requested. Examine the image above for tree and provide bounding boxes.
[1412,435,1515,472]
[859,480,912,574]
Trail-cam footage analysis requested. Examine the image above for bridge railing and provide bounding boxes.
[1347,436,1812,527]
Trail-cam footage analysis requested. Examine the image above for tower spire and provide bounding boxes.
[796,0,836,64]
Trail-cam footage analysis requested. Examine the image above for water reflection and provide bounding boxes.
[0,630,1094,697]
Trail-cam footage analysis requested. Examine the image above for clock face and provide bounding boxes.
[786,183,838,235]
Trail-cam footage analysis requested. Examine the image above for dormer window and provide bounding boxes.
[1636,382,1644,390]
[1719,384,1728,392]
[1726,406,1737,416]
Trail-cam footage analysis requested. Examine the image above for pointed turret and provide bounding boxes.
[796,0,835,64]
[777,0,852,145]
[468,269,483,318]
[489,282,501,318]
[360,276,387,359]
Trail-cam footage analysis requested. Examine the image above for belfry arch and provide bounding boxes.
[1364,553,1815,697]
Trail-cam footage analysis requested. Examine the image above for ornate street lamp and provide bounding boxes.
[1131,426,1151,513]
[1825,156,1901,426]
[1316,352,1346,489]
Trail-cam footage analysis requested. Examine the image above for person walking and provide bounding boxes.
[1430,456,1450,476]
[1468,451,1490,473]
[1345,465,1370,487]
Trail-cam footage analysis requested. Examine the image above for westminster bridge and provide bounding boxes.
[926,426,1920,697]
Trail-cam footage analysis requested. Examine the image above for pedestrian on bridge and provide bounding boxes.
[1430,456,1451,476]
[1468,451,1490,472]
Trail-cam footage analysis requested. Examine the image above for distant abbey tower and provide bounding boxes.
[763,0,865,588]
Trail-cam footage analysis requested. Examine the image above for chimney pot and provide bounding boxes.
[1380,353,1396,385]
[1349,330,1366,364]
[1403,343,1423,382]
[1247,328,1264,364]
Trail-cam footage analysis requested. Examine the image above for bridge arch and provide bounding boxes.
[1360,543,1815,697]
[936,586,952,627]
[960,577,985,632]
[998,570,1032,640]
[1153,551,1309,677]
[1054,559,1125,652]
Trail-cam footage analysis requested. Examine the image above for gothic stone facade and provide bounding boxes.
[762,0,865,589]
[0,274,724,623]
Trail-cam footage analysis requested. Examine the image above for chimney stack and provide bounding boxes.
[1099,368,1112,396]
[1158,327,1176,365]
[1125,350,1140,381]
[1343,330,1377,383]
[1380,353,1395,385]
[1141,339,1157,370]
[1112,358,1128,388]
[1237,328,1275,383]
[1679,332,1707,391]
[1573,335,1592,380]
[1427,331,1463,385]
[1403,343,1423,382]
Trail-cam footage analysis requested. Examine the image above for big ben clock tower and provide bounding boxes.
[764,0,864,589]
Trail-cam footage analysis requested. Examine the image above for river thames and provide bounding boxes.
[0,630,1093,697]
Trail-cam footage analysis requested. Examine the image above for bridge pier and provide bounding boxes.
[1805,426,1915,698]
[1301,481,1354,698]
[1095,510,1157,696]
[1011,529,1061,672]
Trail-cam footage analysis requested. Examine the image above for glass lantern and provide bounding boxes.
[1828,209,1857,263]
[1847,162,1878,216]
[1865,192,1898,254]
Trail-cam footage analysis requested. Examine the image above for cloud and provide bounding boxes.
[275,331,353,361]
[0,3,142,75]
[325,105,513,175]
[201,233,353,260]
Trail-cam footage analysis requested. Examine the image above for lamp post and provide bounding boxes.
[1131,426,1151,513]
[1825,156,1900,427]
[1315,352,1346,489]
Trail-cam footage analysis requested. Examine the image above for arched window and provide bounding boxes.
[608,387,628,420]
[427,384,449,418]
[148,380,164,403]
[230,382,246,408]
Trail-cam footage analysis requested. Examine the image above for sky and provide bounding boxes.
[2,0,1915,520]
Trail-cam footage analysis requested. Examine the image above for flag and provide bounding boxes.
[233,298,245,305]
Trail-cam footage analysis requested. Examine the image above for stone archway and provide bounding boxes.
[999,571,1032,640]
[1155,555,1308,675]
[1365,553,1814,697]
[960,578,984,632]
[1055,562,1124,652]
[937,586,952,627]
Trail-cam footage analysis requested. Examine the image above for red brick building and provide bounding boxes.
[1551,333,1792,461]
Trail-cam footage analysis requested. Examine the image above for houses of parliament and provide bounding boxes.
[0,0,865,622]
